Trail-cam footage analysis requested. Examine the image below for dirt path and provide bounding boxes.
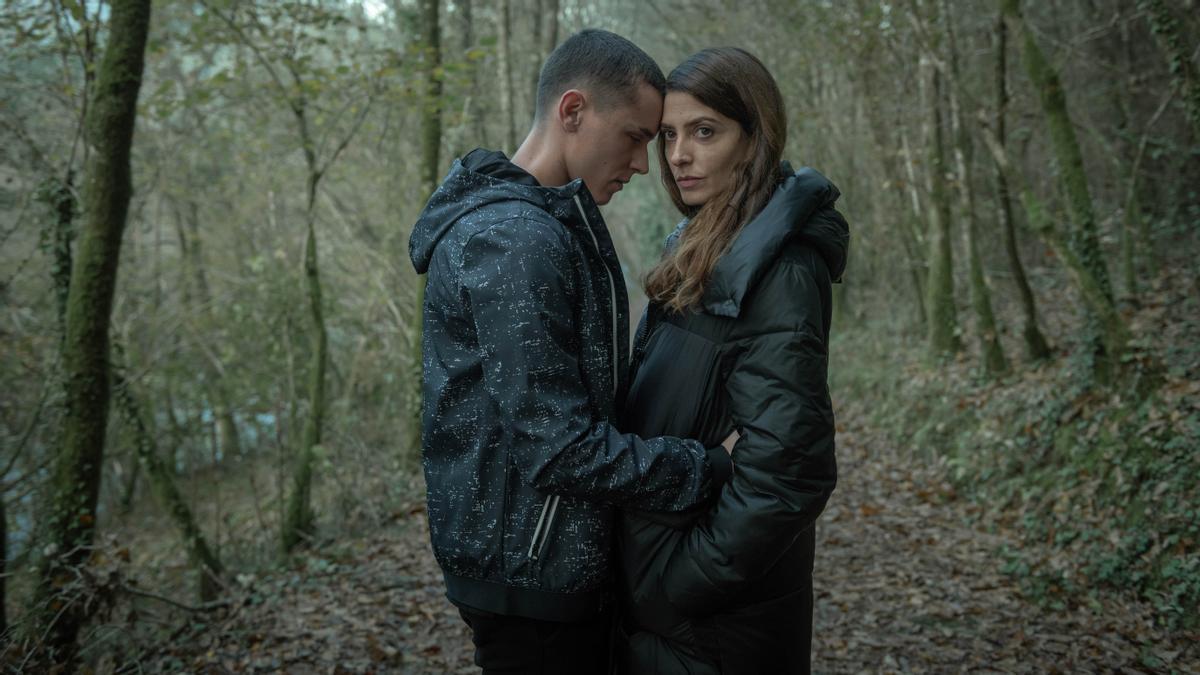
[154,420,1197,673]
[811,422,1196,673]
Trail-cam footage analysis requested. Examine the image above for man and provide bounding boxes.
[408,30,732,673]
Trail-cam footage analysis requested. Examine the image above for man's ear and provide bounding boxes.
[557,89,586,133]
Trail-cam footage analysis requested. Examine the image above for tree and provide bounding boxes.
[941,0,1007,377]
[1139,0,1200,143]
[924,55,961,359]
[30,0,152,663]
[112,350,224,600]
[991,10,1050,361]
[1002,0,1123,380]
[202,1,375,553]
[497,0,517,154]
[405,0,444,461]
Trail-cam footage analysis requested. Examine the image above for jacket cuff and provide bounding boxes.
[705,446,734,490]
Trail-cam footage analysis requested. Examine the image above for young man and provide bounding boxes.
[408,30,732,673]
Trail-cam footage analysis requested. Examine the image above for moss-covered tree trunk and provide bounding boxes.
[30,0,151,662]
[1139,0,1200,142]
[1002,0,1120,379]
[282,150,326,552]
[45,172,77,337]
[991,11,1050,362]
[925,62,961,359]
[980,123,1131,375]
[943,0,1007,377]
[112,360,223,599]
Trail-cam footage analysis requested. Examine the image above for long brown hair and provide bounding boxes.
[644,47,787,313]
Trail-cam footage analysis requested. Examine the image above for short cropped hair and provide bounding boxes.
[534,29,666,123]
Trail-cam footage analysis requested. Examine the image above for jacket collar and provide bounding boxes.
[666,164,844,318]
[409,149,601,274]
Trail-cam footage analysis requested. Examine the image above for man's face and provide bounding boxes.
[564,82,662,206]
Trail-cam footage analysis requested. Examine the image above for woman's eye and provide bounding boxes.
[662,129,676,141]
[696,127,713,139]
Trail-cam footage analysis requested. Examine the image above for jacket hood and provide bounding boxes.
[408,148,590,274]
[667,163,849,318]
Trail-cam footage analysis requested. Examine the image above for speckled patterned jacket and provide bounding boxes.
[408,149,731,622]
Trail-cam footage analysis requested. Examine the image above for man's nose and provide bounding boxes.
[631,142,650,175]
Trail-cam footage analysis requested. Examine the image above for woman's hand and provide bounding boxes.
[721,430,740,454]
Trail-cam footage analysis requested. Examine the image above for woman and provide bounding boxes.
[617,47,849,674]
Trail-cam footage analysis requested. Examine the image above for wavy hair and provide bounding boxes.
[644,47,787,313]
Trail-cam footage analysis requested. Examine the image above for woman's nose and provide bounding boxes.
[670,141,690,166]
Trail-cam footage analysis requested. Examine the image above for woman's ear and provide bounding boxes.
[557,89,586,133]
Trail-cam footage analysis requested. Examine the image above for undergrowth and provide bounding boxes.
[830,270,1200,631]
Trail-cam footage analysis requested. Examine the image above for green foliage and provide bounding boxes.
[832,284,1200,630]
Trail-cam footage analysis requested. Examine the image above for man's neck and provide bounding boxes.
[511,128,570,188]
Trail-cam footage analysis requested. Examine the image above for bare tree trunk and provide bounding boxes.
[899,129,930,327]
[419,0,442,198]
[532,0,559,99]
[925,59,961,359]
[992,9,1050,362]
[498,0,517,153]
[942,0,1007,376]
[460,0,487,151]
[1,494,6,637]
[31,0,151,664]
[282,152,326,552]
[406,0,442,463]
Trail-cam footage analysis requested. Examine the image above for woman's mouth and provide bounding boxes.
[676,176,702,189]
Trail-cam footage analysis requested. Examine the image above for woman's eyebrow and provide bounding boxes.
[662,116,721,131]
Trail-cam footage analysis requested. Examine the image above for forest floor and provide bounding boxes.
[141,408,1200,674]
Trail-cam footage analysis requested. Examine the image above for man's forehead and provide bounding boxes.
[623,82,664,129]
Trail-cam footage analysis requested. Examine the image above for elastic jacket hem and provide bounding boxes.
[445,571,606,622]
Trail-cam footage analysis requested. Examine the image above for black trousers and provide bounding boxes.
[457,605,612,674]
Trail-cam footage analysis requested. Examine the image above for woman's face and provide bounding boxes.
[660,91,747,207]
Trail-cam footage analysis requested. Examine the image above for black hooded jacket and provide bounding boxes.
[408,149,732,622]
[616,166,849,673]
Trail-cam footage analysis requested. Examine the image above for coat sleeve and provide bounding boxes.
[660,253,837,614]
[461,218,732,512]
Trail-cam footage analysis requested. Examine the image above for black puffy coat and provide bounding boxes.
[617,166,848,674]
[408,149,731,623]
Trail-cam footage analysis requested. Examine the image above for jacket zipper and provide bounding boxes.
[528,196,619,562]
[574,195,621,394]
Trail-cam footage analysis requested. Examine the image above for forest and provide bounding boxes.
[1,0,1198,671]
